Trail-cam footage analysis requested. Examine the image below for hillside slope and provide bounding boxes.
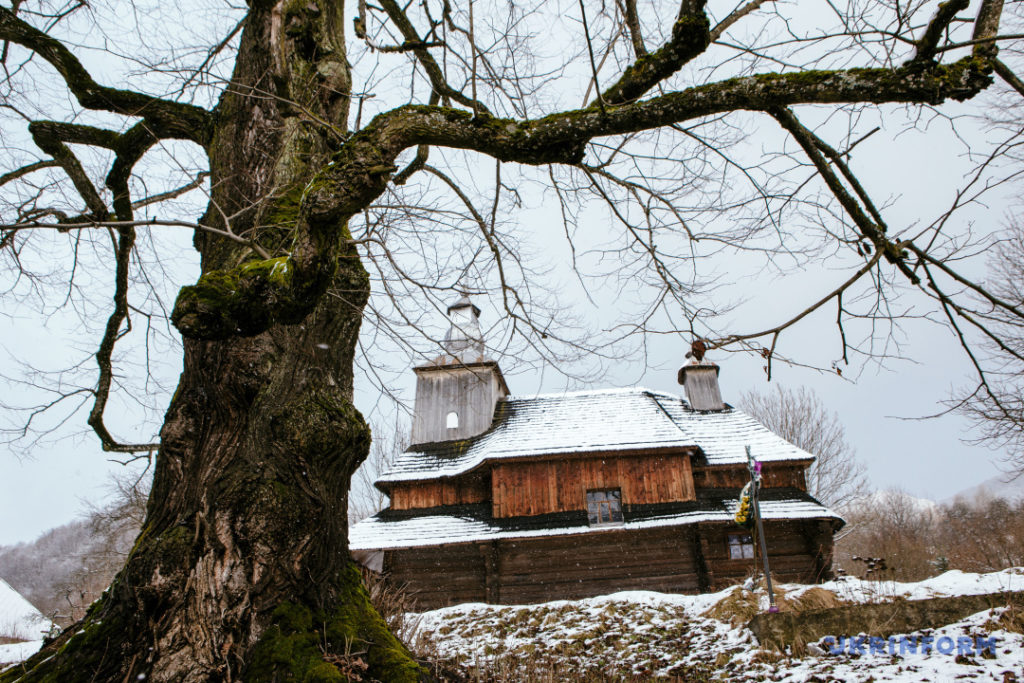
[412,569,1024,682]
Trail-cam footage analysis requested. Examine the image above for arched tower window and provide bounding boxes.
[446,411,459,429]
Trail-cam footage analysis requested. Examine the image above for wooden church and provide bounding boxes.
[349,298,843,609]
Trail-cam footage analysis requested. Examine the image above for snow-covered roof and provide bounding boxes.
[0,577,51,642]
[378,388,814,486]
[350,489,841,551]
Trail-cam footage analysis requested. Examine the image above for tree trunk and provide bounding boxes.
[1,2,424,681]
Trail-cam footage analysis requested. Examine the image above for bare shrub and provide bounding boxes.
[836,489,940,582]
[937,495,1024,573]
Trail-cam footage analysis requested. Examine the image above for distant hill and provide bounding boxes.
[945,473,1024,504]
[0,482,144,626]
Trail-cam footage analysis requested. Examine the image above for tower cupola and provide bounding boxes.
[410,296,509,444]
[444,296,484,361]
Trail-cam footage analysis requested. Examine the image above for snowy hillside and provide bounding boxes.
[413,568,1024,682]
[0,577,50,642]
[0,576,51,670]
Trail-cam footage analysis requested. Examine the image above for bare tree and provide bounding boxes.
[956,220,1024,474]
[349,416,409,523]
[0,0,1022,679]
[837,489,941,582]
[740,386,868,509]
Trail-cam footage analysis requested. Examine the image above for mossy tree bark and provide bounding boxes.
[2,1,423,681]
[0,0,1010,680]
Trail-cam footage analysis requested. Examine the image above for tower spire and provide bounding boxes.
[444,295,484,361]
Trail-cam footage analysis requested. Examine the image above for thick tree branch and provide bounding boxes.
[915,0,969,62]
[0,6,213,146]
[994,58,1024,97]
[770,106,918,283]
[0,159,60,188]
[972,0,1005,57]
[29,122,109,220]
[174,54,998,340]
[710,0,774,42]
[86,225,160,454]
[597,0,711,106]
[620,0,648,56]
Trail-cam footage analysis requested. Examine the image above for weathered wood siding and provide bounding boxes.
[384,544,487,607]
[491,453,695,518]
[698,520,824,590]
[693,464,808,491]
[761,465,808,490]
[496,527,702,604]
[389,475,489,510]
[386,526,703,609]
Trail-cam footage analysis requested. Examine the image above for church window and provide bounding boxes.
[586,489,623,525]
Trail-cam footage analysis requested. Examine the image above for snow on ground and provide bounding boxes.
[413,568,1024,681]
[807,566,1024,604]
[0,577,51,642]
[0,640,42,668]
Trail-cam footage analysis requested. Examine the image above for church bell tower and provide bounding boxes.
[410,297,509,444]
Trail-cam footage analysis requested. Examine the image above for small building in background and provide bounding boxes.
[350,298,843,609]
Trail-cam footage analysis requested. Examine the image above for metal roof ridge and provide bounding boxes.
[504,385,679,401]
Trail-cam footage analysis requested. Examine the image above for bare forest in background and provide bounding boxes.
[0,476,146,626]
[835,489,1024,582]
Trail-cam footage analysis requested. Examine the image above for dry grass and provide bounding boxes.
[702,587,760,626]
[789,586,847,612]
[986,602,1024,635]
[703,581,847,627]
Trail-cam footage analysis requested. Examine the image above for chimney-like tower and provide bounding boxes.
[443,296,484,360]
[678,361,725,411]
[410,297,508,444]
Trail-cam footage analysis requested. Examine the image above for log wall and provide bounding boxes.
[491,453,695,518]
[389,475,489,510]
[384,543,487,607]
[495,526,702,604]
[692,464,808,491]
[698,520,823,590]
[386,525,704,609]
[383,520,831,609]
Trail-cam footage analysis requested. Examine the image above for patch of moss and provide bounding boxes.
[171,254,324,340]
[246,563,425,682]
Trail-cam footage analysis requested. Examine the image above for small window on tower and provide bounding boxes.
[586,489,623,526]
[446,411,459,429]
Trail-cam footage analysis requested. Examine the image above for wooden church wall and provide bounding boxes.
[383,543,487,607]
[691,464,809,491]
[491,452,696,518]
[494,526,703,604]
[697,520,827,590]
[384,525,705,610]
[389,475,490,510]
[384,521,832,609]
[387,460,809,513]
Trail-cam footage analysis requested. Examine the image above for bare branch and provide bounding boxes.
[0,6,212,145]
